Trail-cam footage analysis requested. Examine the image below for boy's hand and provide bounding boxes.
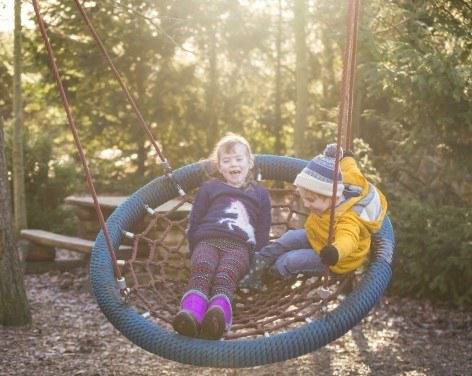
[319,245,339,266]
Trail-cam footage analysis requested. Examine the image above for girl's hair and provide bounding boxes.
[209,132,253,163]
[207,133,255,186]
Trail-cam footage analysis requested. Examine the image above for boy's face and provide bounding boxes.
[297,187,332,215]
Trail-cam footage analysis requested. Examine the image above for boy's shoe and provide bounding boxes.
[200,294,232,340]
[238,254,273,290]
[172,290,208,337]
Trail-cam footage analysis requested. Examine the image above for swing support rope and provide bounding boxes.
[328,0,361,245]
[320,0,361,289]
[337,0,361,153]
[72,0,185,196]
[31,0,127,292]
[31,0,185,292]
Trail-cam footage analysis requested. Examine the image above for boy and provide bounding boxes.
[240,143,387,288]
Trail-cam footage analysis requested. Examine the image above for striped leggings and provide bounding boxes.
[187,239,250,300]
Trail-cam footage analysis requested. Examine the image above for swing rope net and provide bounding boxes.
[120,183,355,340]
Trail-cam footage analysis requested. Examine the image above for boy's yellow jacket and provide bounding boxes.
[304,157,388,274]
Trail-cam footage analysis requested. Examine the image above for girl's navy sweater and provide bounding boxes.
[187,180,271,253]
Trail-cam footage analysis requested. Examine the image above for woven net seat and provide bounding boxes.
[90,155,394,368]
[121,185,356,340]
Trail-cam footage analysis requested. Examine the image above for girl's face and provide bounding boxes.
[217,143,253,188]
[298,187,333,215]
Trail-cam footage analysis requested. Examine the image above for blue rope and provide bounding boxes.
[90,155,395,368]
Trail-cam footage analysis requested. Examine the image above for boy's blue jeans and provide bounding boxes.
[259,229,329,279]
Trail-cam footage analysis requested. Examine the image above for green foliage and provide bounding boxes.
[361,1,472,207]
[389,199,472,308]
[0,35,13,120]
[24,134,79,234]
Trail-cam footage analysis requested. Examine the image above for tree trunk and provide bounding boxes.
[206,19,219,151]
[321,35,336,106]
[274,0,283,155]
[135,59,147,179]
[0,117,31,326]
[12,0,27,233]
[351,69,362,144]
[350,5,364,146]
[293,0,308,157]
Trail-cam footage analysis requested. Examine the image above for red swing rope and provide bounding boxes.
[324,0,361,286]
[31,0,125,286]
[72,0,184,195]
[338,0,360,154]
[31,0,188,294]
[328,0,360,244]
[71,1,161,163]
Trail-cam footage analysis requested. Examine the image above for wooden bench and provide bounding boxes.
[20,229,133,261]
[21,195,192,273]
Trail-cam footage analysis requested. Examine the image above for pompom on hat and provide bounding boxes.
[294,144,345,197]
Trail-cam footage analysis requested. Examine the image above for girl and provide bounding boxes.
[173,133,271,339]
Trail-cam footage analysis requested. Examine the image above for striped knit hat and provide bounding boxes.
[294,144,344,197]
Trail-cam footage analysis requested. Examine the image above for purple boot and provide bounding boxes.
[201,294,232,340]
[172,290,208,337]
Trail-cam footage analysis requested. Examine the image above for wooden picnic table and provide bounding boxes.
[21,195,191,269]
[64,195,192,241]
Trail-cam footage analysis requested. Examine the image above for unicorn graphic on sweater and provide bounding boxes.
[219,200,256,244]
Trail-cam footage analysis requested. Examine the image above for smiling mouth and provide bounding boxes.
[230,170,241,176]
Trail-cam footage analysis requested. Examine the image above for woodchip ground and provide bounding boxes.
[1,264,471,376]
